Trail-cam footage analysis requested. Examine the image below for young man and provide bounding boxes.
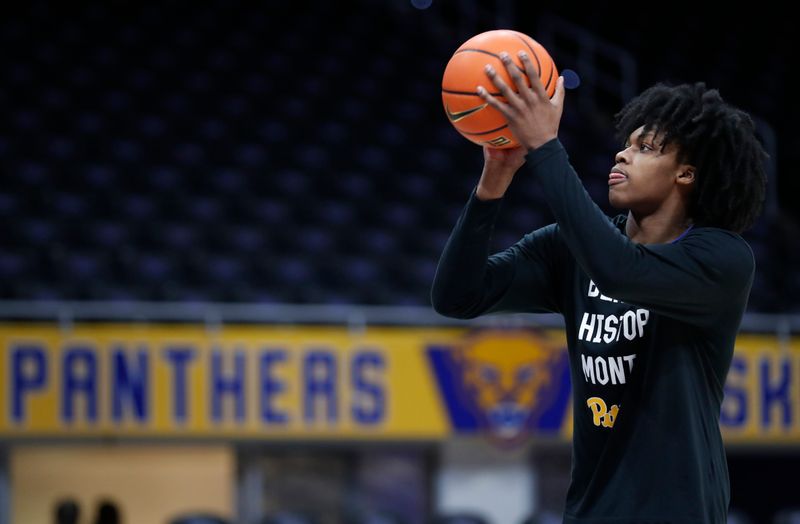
[431,51,767,523]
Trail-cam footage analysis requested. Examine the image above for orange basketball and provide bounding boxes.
[442,29,558,149]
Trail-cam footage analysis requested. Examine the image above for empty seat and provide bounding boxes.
[82,164,117,189]
[381,202,419,229]
[185,196,223,223]
[136,252,174,282]
[205,255,244,283]
[313,200,356,228]
[53,193,88,218]
[358,229,398,256]
[21,219,58,247]
[227,225,264,253]
[274,256,315,285]
[63,251,104,281]
[250,197,291,225]
[0,253,27,280]
[235,144,268,168]
[294,227,334,255]
[0,193,17,218]
[121,194,157,221]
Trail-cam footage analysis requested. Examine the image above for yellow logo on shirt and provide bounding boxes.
[587,397,619,428]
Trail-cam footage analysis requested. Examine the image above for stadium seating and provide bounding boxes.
[0,0,794,312]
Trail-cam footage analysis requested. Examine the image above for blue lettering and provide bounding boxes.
[62,347,98,424]
[210,349,246,423]
[721,356,747,427]
[11,344,47,423]
[260,350,288,424]
[111,347,149,423]
[163,346,196,423]
[761,357,792,428]
[351,351,385,425]
[303,351,337,424]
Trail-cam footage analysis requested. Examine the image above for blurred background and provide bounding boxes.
[0,1,798,523]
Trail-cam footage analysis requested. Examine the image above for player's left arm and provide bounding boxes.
[477,51,755,327]
[527,139,754,327]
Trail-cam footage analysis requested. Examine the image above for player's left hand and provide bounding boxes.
[477,51,565,151]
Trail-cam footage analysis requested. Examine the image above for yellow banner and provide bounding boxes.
[0,324,462,439]
[0,324,798,444]
[721,334,800,444]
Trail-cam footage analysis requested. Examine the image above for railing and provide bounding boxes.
[0,301,798,335]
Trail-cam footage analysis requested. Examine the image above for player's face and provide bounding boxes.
[608,126,693,213]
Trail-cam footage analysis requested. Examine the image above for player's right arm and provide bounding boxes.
[430,147,563,319]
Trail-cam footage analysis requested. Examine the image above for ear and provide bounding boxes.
[676,165,696,186]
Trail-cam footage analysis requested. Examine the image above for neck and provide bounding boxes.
[625,208,693,244]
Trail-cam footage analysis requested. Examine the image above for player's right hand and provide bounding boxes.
[476,146,527,200]
[483,145,527,172]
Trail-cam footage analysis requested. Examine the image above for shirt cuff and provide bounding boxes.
[468,185,503,205]
[462,186,504,226]
[525,138,565,167]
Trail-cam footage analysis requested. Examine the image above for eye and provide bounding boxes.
[480,365,499,383]
[516,365,534,383]
[639,143,653,151]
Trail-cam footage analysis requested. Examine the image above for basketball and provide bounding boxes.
[441,29,559,149]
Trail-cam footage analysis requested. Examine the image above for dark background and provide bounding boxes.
[1,0,797,310]
[1,1,798,522]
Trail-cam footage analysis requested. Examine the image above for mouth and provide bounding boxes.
[608,170,627,186]
[487,402,527,438]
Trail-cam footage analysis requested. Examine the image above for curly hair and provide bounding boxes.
[613,82,768,233]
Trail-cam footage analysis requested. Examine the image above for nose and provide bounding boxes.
[615,146,630,164]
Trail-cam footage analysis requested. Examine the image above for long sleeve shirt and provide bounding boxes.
[431,138,755,523]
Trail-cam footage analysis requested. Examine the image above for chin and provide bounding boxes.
[608,192,627,210]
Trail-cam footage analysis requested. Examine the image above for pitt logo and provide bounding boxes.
[587,397,619,428]
[460,330,555,439]
[426,328,571,447]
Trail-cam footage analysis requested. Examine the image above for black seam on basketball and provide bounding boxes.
[461,124,509,136]
[546,60,556,92]
[455,48,500,59]
[544,49,556,91]
[454,49,526,75]
[515,34,555,92]
[514,34,542,80]
[442,88,502,96]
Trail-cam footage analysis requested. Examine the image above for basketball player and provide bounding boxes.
[431,51,767,523]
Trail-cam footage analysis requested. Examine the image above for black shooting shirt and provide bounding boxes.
[431,138,754,523]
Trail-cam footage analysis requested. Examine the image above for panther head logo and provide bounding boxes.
[453,328,563,441]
